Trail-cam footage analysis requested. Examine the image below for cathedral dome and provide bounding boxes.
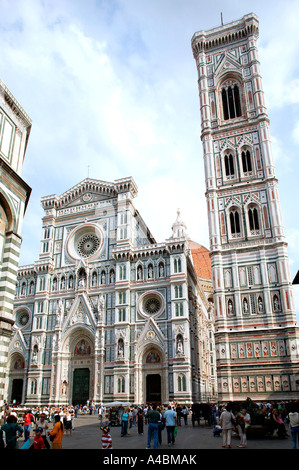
[189,240,212,280]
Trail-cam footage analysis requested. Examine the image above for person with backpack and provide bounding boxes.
[23,409,35,441]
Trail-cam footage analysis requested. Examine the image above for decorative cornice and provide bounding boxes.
[41,177,138,210]
[191,13,259,57]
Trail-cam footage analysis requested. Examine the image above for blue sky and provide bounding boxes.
[1,0,299,317]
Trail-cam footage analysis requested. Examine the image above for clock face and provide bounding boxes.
[66,223,104,261]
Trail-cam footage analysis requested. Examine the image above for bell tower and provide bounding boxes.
[191,14,299,401]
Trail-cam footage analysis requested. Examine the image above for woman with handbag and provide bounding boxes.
[48,414,64,449]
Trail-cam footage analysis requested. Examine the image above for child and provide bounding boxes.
[33,427,46,449]
[101,426,113,449]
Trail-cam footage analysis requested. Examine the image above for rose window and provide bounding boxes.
[66,223,104,261]
[138,291,165,318]
[144,297,161,315]
[15,310,30,328]
[77,234,100,258]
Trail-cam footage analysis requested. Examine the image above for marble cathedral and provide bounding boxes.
[0,81,31,405]
[4,12,299,407]
[7,177,216,406]
[191,13,299,401]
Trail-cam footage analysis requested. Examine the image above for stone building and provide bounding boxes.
[191,13,299,401]
[0,81,31,405]
[7,177,216,406]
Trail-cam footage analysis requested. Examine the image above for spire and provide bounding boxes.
[171,209,188,239]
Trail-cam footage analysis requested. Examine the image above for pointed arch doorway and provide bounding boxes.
[146,374,161,403]
[72,368,90,405]
[141,347,166,405]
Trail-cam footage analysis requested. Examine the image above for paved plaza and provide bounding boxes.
[27,414,293,451]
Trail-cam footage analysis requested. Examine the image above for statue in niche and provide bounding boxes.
[159,264,164,277]
[148,265,153,279]
[176,335,184,356]
[62,380,68,395]
[137,266,143,280]
[32,345,38,364]
[273,295,280,312]
[258,297,263,312]
[243,298,248,313]
[228,299,233,315]
[117,339,124,358]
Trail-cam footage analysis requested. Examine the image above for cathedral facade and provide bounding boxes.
[191,13,299,401]
[7,177,216,406]
[0,81,31,405]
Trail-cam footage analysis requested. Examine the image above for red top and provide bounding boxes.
[23,413,34,425]
[33,435,45,449]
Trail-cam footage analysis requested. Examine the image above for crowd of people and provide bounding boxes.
[0,398,298,449]
[0,404,77,449]
[217,400,299,449]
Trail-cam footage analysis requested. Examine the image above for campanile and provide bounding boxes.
[191,14,299,401]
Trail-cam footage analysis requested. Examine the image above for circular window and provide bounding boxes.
[66,223,104,261]
[144,297,161,315]
[15,309,30,329]
[77,234,101,258]
[138,291,165,318]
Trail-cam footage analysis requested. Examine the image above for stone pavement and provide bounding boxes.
[42,414,293,450]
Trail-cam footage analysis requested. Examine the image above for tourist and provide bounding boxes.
[164,405,177,447]
[220,404,235,448]
[176,404,182,426]
[23,409,35,441]
[182,406,188,425]
[1,414,24,449]
[32,427,46,449]
[288,402,299,449]
[48,414,64,449]
[272,408,288,438]
[101,425,113,449]
[236,408,250,448]
[137,407,144,435]
[35,412,50,449]
[120,407,130,437]
[146,404,160,449]
[64,410,73,437]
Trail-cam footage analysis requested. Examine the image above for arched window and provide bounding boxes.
[224,153,235,177]
[229,209,241,236]
[221,84,242,120]
[174,258,182,273]
[178,374,187,392]
[248,207,260,232]
[242,150,252,173]
[31,379,37,395]
[117,376,125,393]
